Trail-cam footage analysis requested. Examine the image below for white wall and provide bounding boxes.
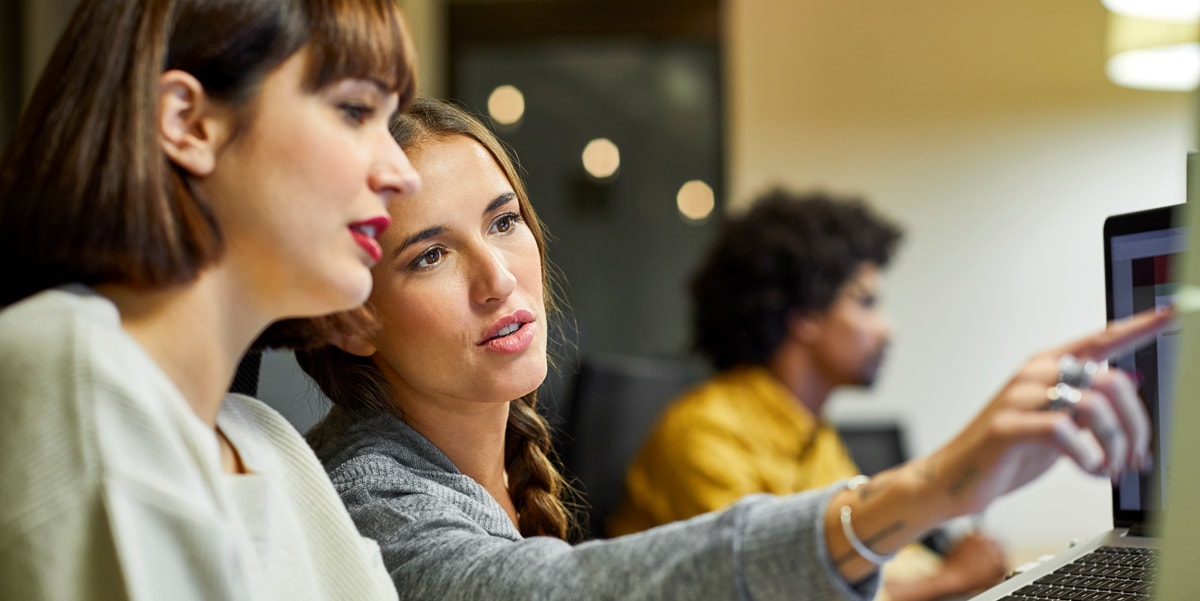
[728,0,1194,553]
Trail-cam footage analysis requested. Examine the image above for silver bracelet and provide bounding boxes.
[839,475,897,566]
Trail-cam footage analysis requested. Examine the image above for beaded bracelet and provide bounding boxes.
[839,475,897,566]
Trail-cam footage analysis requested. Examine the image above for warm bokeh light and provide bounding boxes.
[676,180,715,222]
[1102,0,1200,22]
[581,138,621,180]
[1107,43,1200,90]
[487,85,526,125]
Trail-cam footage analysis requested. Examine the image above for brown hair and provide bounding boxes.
[0,0,416,308]
[296,98,575,539]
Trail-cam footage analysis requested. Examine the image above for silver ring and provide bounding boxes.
[1043,382,1083,417]
[1058,355,1100,390]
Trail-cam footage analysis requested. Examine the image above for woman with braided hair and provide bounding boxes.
[297,98,1170,601]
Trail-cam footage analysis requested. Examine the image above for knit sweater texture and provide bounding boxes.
[0,286,396,600]
[310,408,882,601]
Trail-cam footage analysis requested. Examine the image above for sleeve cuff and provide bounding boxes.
[732,481,882,601]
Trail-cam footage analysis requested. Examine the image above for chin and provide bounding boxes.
[511,360,549,399]
[306,271,373,317]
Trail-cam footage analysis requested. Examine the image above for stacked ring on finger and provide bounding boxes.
[1040,354,1099,419]
[1057,354,1100,390]
[1043,382,1084,419]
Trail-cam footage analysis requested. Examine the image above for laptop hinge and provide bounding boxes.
[1124,523,1155,537]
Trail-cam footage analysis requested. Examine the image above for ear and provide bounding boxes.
[786,310,823,346]
[330,331,377,358]
[157,70,229,177]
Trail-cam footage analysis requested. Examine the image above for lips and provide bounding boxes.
[349,215,391,263]
[478,309,538,354]
[479,309,536,344]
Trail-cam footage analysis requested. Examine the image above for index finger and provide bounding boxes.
[1053,305,1176,361]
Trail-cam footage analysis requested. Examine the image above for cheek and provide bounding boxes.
[281,121,363,199]
[367,284,435,362]
[373,284,448,341]
[511,236,545,301]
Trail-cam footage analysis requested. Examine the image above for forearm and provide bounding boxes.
[362,489,881,601]
[823,449,978,585]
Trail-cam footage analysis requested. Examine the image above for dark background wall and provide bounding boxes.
[446,0,724,425]
[0,1,22,150]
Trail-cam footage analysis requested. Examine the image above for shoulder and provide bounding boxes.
[655,371,753,431]
[310,409,458,477]
[0,286,123,374]
[0,288,223,558]
[329,452,523,542]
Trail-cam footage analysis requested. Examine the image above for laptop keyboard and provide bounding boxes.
[1000,545,1158,601]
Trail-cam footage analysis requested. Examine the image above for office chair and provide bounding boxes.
[835,422,908,478]
[560,353,708,540]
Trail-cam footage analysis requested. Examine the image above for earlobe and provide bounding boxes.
[332,332,377,358]
[787,311,821,346]
[158,70,227,177]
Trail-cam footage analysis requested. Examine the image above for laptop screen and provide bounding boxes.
[1104,204,1185,527]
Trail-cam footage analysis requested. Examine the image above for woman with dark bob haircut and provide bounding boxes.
[295,98,1171,601]
[0,0,419,599]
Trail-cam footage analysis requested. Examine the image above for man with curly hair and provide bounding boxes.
[608,189,1007,601]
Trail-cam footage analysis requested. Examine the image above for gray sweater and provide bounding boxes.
[310,409,880,601]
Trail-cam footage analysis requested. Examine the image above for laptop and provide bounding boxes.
[968,203,1186,601]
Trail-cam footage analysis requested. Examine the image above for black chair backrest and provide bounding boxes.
[561,353,708,540]
[835,422,908,477]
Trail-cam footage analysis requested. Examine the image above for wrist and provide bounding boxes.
[825,466,946,583]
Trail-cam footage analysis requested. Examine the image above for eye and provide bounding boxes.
[410,247,446,270]
[490,212,524,235]
[338,102,375,125]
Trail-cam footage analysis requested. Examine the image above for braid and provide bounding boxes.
[505,393,573,539]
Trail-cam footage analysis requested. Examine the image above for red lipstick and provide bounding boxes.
[349,216,391,263]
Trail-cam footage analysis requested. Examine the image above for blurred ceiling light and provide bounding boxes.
[1102,0,1200,21]
[487,85,525,125]
[581,138,620,180]
[676,180,715,222]
[1106,11,1200,90]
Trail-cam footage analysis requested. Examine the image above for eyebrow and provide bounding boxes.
[391,192,519,259]
[486,192,517,215]
[394,226,446,259]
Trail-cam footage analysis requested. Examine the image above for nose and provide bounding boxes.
[471,246,517,306]
[369,134,421,203]
[878,316,892,342]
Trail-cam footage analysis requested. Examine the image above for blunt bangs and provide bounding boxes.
[303,0,417,109]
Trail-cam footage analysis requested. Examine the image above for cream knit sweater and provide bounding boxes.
[0,286,396,601]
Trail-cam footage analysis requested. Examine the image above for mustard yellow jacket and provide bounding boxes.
[608,366,940,587]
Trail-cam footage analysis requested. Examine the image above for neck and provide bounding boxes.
[94,269,271,427]
[766,345,834,416]
[397,393,518,524]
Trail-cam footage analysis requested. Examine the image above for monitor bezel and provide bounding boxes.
[1103,203,1183,530]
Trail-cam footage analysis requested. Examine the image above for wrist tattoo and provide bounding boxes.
[948,465,979,497]
[913,455,939,483]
